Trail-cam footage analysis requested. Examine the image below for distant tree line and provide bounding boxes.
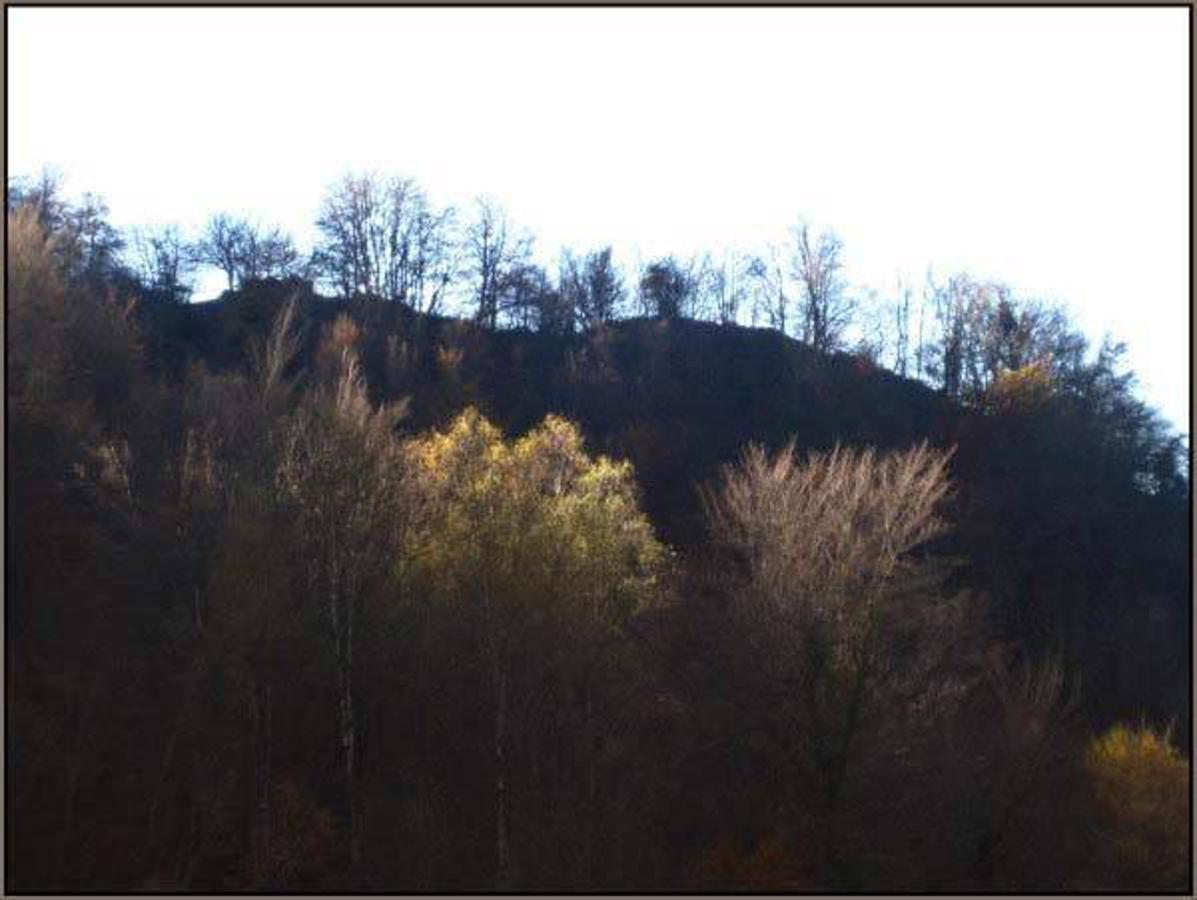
[11,167,1147,413]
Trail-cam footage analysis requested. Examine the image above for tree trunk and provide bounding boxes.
[59,670,102,882]
[252,682,273,884]
[494,660,510,891]
[340,647,356,871]
[325,553,359,876]
[144,706,183,877]
[585,679,598,883]
[333,603,357,873]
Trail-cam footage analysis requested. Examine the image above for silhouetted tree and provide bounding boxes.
[8,174,127,287]
[793,223,853,353]
[563,247,626,330]
[195,214,301,291]
[313,173,456,311]
[196,214,245,291]
[128,224,196,303]
[893,281,912,376]
[744,245,791,333]
[508,263,569,334]
[638,257,692,319]
[7,167,69,232]
[923,273,1089,401]
[701,251,748,326]
[63,192,126,283]
[465,198,533,329]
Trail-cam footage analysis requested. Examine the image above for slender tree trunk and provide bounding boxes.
[144,706,184,876]
[340,629,356,870]
[252,682,273,884]
[822,656,869,891]
[58,670,102,882]
[330,580,358,873]
[585,592,600,884]
[585,681,597,884]
[494,658,510,891]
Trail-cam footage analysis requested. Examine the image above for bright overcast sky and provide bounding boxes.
[7,7,1190,432]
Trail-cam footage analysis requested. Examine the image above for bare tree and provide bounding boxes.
[924,272,1089,402]
[915,269,934,382]
[793,223,854,353]
[703,250,748,326]
[744,244,791,333]
[465,198,533,329]
[277,337,409,872]
[562,246,625,331]
[195,214,245,290]
[313,173,456,310]
[702,439,979,882]
[129,224,196,303]
[558,251,587,331]
[238,224,301,285]
[854,288,889,365]
[506,263,566,334]
[400,202,458,316]
[893,280,912,377]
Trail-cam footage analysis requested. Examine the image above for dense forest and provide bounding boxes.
[6,171,1191,892]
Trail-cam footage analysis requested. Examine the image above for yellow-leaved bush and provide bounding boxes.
[982,361,1054,415]
[1083,723,1189,890]
[403,408,664,640]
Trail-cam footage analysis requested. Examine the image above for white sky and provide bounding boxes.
[7,7,1190,432]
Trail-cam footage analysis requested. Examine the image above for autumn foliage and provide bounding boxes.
[5,196,1189,893]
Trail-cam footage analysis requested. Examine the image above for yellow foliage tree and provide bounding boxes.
[1082,723,1189,891]
[982,360,1054,414]
[403,408,664,888]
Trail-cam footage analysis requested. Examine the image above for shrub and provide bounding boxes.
[1082,723,1189,890]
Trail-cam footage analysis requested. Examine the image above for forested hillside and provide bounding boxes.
[6,176,1190,892]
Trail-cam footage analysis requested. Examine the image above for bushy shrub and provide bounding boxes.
[1082,723,1189,891]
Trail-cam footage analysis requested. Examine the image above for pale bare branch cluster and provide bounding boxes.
[701,438,969,840]
[705,440,953,632]
[248,295,304,414]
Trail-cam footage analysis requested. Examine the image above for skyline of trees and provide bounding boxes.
[13,167,1179,429]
